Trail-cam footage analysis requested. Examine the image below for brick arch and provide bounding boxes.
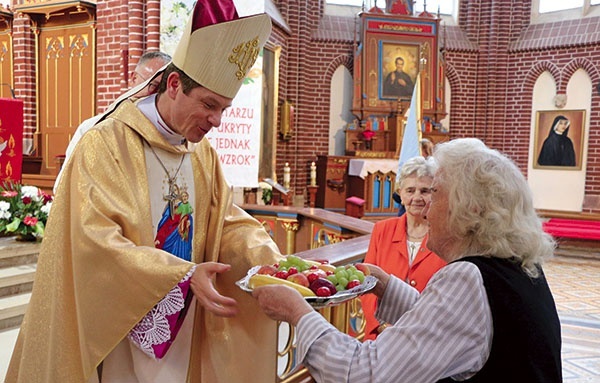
[323,54,355,119]
[561,57,600,93]
[445,62,461,95]
[324,54,354,81]
[520,61,561,95]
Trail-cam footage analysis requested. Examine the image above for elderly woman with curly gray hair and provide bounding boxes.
[253,138,562,383]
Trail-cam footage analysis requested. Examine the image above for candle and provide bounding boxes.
[283,162,291,189]
[310,161,317,186]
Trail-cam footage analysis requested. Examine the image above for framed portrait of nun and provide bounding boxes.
[533,109,586,170]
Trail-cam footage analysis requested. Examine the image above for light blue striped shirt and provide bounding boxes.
[296,261,493,382]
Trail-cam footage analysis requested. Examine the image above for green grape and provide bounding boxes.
[335,269,348,280]
[355,272,365,283]
[327,274,338,285]
[337,277,349,288]
[336,283,346,292]
[286,256,297,265]
[346,265,357,273]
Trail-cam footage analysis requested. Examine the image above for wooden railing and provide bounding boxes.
[242,204,374,383]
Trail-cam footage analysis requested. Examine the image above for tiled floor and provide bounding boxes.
[0,255,598,382]
[544,256,600,383]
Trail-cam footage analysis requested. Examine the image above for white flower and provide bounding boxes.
[21,186,41,202]
[41,202,52,215]
[0,211,10,219]
[0,200,11,220]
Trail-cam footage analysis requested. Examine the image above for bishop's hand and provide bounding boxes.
[190,262,239,317]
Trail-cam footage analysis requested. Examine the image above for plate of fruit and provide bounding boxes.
[236,255,378,309]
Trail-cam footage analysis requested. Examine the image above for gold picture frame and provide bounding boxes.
[380,42,420,100]
[533,109,586,170]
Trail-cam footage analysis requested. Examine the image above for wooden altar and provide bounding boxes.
[347,8,449,158]
[347,158,399,216]
[318,7,450,217]
[316,156,400,217]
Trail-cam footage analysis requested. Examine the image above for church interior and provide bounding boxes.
[0,0,599,381]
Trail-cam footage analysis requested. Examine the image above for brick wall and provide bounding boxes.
[277,0,355,196]
[95,0,161,112]
[6,0,600,212]
[11,14,36,143]
[283,0,600,212]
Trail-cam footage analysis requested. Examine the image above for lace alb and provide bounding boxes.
[128,265,196,358]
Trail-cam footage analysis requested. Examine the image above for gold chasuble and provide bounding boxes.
[6,100,281,382]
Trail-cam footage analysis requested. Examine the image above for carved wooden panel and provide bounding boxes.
[39,23,94,174]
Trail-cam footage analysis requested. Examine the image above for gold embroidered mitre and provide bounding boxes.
[172,1,272,99]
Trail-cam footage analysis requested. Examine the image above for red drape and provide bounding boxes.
[0,98,24,182]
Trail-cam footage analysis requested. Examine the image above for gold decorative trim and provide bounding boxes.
[228,36,261,80]
[14,0,95,21]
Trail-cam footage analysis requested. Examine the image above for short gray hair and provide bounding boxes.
[136,51,171,69]
[396,156,435,191]
[433,138,555,277]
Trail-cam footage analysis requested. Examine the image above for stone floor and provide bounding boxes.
[0,254,598,382]
[544,255,600,383]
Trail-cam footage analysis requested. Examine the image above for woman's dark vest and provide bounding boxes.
[438,256,562,383]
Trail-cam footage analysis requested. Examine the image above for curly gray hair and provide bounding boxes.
[396,156,436,192]
[432,138,555,277]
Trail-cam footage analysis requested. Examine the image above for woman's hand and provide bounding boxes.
[253,285,313,326]
[190,262,239,317]
[357,263,390,298]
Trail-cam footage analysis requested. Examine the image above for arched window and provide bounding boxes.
[414,0,454,15]
[539,0,582,13]
[533,0,600,22]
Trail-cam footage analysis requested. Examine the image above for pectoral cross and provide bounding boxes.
[164,181,182,220]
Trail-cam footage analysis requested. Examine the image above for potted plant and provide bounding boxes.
[258,181,273,205]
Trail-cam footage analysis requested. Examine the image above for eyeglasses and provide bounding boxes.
[134,71,149,82]
[134,71,161,92]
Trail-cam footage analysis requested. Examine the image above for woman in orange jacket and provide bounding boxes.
[360,156,446,340]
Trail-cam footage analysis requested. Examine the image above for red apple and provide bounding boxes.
[256,265,278,276]
[347,280,361,289]
[286,273,310,288]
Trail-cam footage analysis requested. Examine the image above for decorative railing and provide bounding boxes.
[242,204,374,383]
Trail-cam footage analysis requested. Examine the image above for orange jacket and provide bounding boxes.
[360,215,446,341]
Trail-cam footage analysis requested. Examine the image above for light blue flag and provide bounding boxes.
[397,73,422,180]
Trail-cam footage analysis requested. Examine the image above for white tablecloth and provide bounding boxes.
[348,159,399,179]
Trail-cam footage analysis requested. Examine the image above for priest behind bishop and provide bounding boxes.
[6,1,283,382]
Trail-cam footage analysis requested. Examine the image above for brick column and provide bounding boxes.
[12,13,36,153]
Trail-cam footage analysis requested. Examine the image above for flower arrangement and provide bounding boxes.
[0,182,53,240]
[258,181,273,205]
